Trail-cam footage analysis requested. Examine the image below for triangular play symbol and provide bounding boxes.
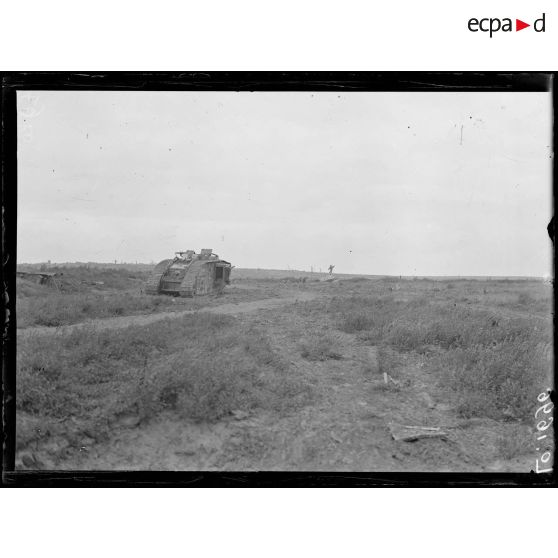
[516,19,530,31]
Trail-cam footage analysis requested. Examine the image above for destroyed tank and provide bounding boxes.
[145,249,232,297]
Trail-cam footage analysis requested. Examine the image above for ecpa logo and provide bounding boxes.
[468,13,546,37]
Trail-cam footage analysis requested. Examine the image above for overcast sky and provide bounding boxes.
[17,90,552,276]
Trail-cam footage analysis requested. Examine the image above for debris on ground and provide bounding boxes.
[383,373,400,387]
[389,422,448,442]
[330,431,343,444]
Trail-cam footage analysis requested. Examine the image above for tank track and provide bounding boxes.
[145,259,173,294]
[178,260,204,297]
[178,274,195,297]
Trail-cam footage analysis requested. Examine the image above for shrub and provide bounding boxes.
[299,332,343,361]
[340,312,377,333]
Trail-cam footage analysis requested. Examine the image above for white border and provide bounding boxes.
[1,489,551,558]
[1,1,556,70]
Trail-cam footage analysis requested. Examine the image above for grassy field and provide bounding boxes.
[299,280,552,422]
[16,264,277,328]
[17,314,313,460]
[15,265,554,471]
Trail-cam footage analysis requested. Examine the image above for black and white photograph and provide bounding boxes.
[8,76,555,476]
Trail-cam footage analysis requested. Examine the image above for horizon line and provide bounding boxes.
[16,262,551,279]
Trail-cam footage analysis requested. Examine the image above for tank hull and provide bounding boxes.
[145,252,231,297]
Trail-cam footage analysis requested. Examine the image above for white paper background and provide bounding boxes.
[1,488,552,557]
[1,0,556,69]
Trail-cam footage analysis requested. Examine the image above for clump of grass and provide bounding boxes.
[299,332,343,361]
[373,345,405,391]
[437,338,550,422]
[340,312,377,333]
[336,296,433,345]
[371,382,393,392]
[17,314,314,450]
[517,292,534,305]
[331,295,406,336]
[376,344,393,376]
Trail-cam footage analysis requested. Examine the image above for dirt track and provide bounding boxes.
[19,290,321,336]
